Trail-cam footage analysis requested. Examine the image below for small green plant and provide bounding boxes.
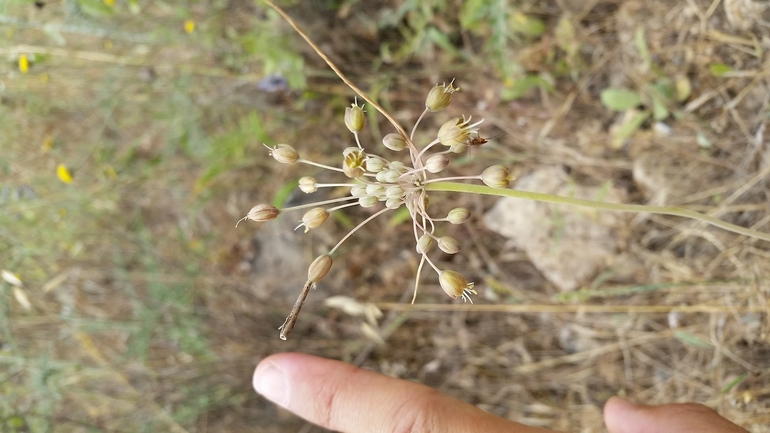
[244,1,770,340]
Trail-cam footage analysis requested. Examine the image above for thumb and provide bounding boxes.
[604,396,747,433]
[254,352,554,433]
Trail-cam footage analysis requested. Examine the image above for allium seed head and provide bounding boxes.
[298,176,317,193]
[481,165,511,189]
[425,80,459,112]
[237,204,279,227]
[425,154,449,173]
[382,133,407,152]
[447,207,470,224]
[344,101,366,133]
[301,207,329,232]
[267,143,299,164]
[438,236,461,254]
[308,254,333,283]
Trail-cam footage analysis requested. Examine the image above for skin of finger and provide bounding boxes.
[254,353,555,433]
[604,396,748,433]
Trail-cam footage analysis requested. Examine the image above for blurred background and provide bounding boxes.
[2,0,770,431]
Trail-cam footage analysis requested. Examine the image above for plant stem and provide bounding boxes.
[425,182,770,242]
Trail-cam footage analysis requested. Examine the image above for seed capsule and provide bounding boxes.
[385,198,402,209]
[385,186,404,199]
[481,165,510,189]
[425,80,459,112]
[267,144,299,164]
[447,208,470,224]
[416,234,435,254]
[308,254,333,283]
[350,184,368,197]
[382,133,407,152]
[345,101,365,133]
[298,176,317,194]
[343,147,366,178]
[301,208,329,232]
[425,154,448,173]
[359,195,378,208]
[439,270,469,299]
[237,204,279,226]
[365,157,385,172]
[438,236,461,254]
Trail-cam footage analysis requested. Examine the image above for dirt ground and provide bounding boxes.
[2,0,770,432]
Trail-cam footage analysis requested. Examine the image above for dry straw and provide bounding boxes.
[241,0,770,340]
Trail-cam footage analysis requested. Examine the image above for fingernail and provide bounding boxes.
[253,361,290,407]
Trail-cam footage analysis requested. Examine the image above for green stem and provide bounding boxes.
[425,182,770,242]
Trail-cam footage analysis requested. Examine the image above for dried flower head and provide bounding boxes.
[241,46,511,338]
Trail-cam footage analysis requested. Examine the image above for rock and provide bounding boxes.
[483,167,628,291]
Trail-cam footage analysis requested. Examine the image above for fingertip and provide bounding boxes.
[604,396,636,433]
[254,353,310,408]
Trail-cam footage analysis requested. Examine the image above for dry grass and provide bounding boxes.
[2,0,769,432]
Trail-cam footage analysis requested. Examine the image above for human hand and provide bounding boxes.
[253,353,746,433]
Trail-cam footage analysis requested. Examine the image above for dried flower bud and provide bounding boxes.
[382,133,407,152]
[299,176,317,194]
[266,143,299,164]
[385,185,404,199]
[447,207,470,224]
[416,234,435,254]
[345,101,366,133]
[308,254,333,283]
[365,157,385,173]
[350,184,368,197]
[343,147,366,178]
[481,165,510,189]
[425,80,459,112]
[366,184,384,195]
[439,270,472,299]
[301,207,328,232]
[385,198,402,209]
[237,204,279,226]
[359,195,378,208]
[383,170,400,184]
[425,154,448,173]
[438,236,461,254]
